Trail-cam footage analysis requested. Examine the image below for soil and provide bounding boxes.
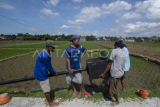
[94,41,160,62]
[0,50,160,93]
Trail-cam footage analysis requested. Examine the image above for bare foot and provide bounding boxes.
[119,88,126,92]
[110,101,119,106]
[122,88,126,92]
[72,91,76,97]
[77,92,82,99]
[49,102,59,107]
[45,97,55,102]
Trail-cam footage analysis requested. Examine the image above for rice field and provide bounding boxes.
[0,41,160,101]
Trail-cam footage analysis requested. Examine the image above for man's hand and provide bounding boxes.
[99,73,105,78]
[68,69,74,74]
[97,49,101,52]
[54,72,58,76]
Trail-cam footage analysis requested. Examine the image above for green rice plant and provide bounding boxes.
[11,65,18,76]
[154,75,160,87]
[7,70,13,79]
[151,70,157,84]
[1,68,7,77]
[11,68,16,77]
[18,62,23,72]
[141,62,149,75]
[146,62,152,72]
[148,64,155,77]
[145,79,148,84]
[22,62,27,70]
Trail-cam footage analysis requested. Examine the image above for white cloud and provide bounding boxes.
[40,8,59,16]
[0,3,14,9]
[68,7,101,25]
[44,0,60,6]
[60,25,82,29]
[135,0,160,20]
[116,12,141,23]
[73,6,80,9]
[58,32,61,34]
[72,0,82,2]
[68,19,87,25]
[61,25,70,29]
[122,12,141,19]
[102,1,132,13]
[124,22,160,34]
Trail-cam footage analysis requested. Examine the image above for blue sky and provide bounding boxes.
[0,0,160,37]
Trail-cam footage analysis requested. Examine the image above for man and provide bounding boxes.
[65,35,100,99]
[99,40,126,106]
[121,40,130,92]
[34,40,59,107]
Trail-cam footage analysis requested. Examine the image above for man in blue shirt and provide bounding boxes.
[121,40,130,92]
[34,40,59,107]
[65,35,100,99]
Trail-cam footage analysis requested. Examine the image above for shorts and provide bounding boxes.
[109,77,120,95]
[66,71,83,84]
[39,78,51,93]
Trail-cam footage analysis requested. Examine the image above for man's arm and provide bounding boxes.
[66,59,74,74]
[42,57,57,76]
[86,49,100,53]
[99,60,113,78]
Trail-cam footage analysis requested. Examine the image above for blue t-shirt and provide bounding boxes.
[122,47,130,71]
[65,45,87,69]
[34,50,56,81]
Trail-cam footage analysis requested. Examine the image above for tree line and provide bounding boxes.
[0,33,158,41]
[0,33,98,41]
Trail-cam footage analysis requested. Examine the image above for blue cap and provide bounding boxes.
[70,35,80,41]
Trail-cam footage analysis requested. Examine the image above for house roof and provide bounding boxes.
[80,36,85,38]
[150,37,160,40]
[119,37,125,39]
[56,37,61,39]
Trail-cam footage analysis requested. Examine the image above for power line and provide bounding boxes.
[0,13,49,34]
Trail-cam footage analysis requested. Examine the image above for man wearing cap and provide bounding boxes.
[121,40,130,92]
[99,40,126,106]
[65,35,100,99]
[34,40,59,107]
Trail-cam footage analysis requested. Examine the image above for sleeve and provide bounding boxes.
[42,57,56,75]
[81,45,87,53]
[122,47,128,56]
[110,50,114,61]
[65,49,70,59]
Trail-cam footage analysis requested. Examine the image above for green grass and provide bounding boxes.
[0,41,45,47]
[0,48,35,60]
[0,41,70,60]
[0,86,160,103]
[5,41,70,49]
